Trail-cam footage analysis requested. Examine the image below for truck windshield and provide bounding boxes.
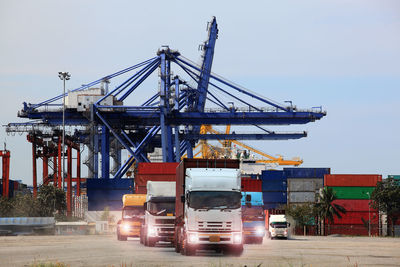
[148,202,175,216]
[188,191,241,210]
[242,206,264,221]
[270,222,288,228]
[123,206,144,219]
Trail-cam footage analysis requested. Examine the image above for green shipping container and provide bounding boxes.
[327,186,375,199]
[388,175,400,180]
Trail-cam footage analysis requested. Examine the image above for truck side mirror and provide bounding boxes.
[245,194,252,202]
[180,195,185,203]
[143,202,147,210]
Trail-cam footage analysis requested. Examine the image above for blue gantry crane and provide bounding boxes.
[9,17,326,183]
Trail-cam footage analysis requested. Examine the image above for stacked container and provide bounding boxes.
[284,168,330,206]
[241,177,263,206]
[261,170,287,210]
[324,174,382,236]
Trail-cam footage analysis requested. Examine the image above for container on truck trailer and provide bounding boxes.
[241,192,265,244]
[174,159,243,256]
[117,194,146,241]
[140,181,176,247]
[268,214,290,239]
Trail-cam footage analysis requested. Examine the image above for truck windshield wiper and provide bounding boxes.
[156,209,166,215]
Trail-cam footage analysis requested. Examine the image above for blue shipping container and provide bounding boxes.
[262,179,287,191]
[283,168,330,179]
[261,170,286,180]
[262,191,287,203]
[87,179,134,211]
[241,192,264,206]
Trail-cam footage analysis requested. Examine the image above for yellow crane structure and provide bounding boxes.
[183,125,303,166]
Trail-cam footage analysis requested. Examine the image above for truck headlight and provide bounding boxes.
[256,226,265,236]
[188,233,198,244]
[148,226,157,237]
[122,223,130,232]
[233,233,242,244]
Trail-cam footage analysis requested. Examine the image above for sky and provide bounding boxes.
[0,0,399,186]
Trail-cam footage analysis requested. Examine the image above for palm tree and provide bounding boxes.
[315,187,346,235]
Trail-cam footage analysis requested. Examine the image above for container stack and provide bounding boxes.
[241,177,263,206]
[325,174,382,236]
[284,168,330,206]
[261,170,287,210]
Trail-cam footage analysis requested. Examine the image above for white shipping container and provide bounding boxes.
[289,192,316,203]
[288,178,323,192]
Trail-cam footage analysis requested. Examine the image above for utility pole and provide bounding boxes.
[58,72,71,191]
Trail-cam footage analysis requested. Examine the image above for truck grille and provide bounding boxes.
[198,221,232,232]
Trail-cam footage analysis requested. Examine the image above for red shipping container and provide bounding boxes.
[327,224,379,236]
[137,162,178,175]
[241,177,262,192]
[332,211,379,225]
[332,199,376,212]
[135,162,179,194]
[324,174,382,187]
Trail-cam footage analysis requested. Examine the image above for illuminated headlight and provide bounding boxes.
[122,224,130,232]
[256,226,265,236]
[188,233,198,244]
[147,226,157,237]
[233,233,242,244]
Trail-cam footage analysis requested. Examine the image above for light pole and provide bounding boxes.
[58,72,71,191]
[366,191,371,237]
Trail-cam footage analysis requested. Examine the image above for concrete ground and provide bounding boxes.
[0,235,399,267]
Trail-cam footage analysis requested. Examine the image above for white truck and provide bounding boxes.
[174,159,243,256]
[268,214,290,239]
[140,181,176,247]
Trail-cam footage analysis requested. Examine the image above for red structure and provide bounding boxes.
[27,133,82,216]
[1,149,10,198]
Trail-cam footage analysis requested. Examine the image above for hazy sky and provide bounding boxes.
[1,0,399,186]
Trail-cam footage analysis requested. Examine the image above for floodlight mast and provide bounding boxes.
[58,72,71,190]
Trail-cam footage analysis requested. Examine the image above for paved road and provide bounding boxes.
[0,235,399,266]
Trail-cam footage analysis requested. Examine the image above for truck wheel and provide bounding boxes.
[174,231,181,253]
[256,237,263,244]
[224,245,243,256]
[147,237,156,247]
[181,235,195,256]
[139,230,143,244]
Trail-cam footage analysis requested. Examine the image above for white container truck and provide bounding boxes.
[268,214,290,239]
[174,159,243,256]
[140,181,176,247]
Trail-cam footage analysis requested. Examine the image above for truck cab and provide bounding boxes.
[268,214,290,239]
[140,181,176,247]
[175,166,243,256]
[117,194,146,241]
[242,192,265,244]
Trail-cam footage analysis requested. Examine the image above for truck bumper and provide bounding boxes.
[187,231,243,246]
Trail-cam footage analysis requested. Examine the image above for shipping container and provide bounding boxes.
[288,178,323,192]
[175,159,240,220]
[332,199,376,212]
[87,178,134,211]
[388,175,400,180]
[241,192,263,206]
[332,211,379,225]
[327,224,379,236]
[284,168,330,179]
[261,170,286,180]
[328,186,375,199]
[324,174,382,187]
[262,191,287,203]
[134,162,179,193]
[288,192,316,203]
[137,162,179,175]
[261,179,287,191]
[241,177,262,192]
